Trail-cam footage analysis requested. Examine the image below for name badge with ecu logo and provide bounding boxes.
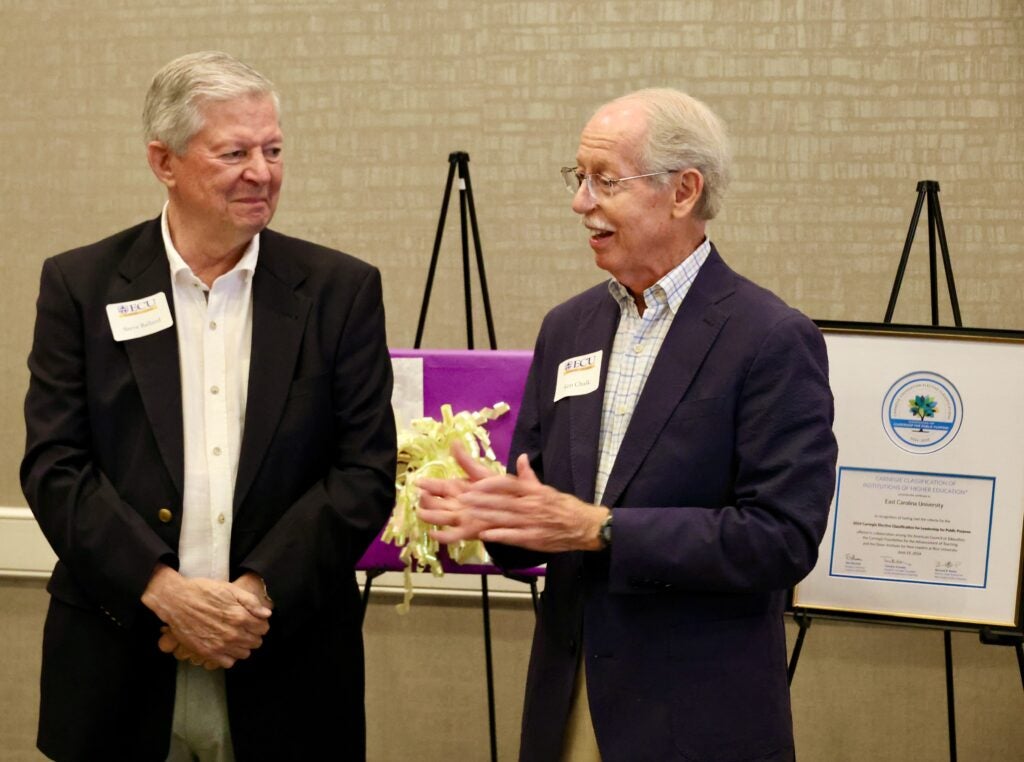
[106,292,174,342]
[553,350,603,402]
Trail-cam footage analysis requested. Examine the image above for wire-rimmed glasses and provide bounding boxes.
[560,166,677,197]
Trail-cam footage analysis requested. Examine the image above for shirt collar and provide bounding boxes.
[161,202,260,286]
[607,238,711,316]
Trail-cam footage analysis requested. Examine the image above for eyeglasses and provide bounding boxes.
[560,166,677,198]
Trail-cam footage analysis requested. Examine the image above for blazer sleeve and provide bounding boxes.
[20,257,177,626]
[236,266,397,618]
[608,312,838,594]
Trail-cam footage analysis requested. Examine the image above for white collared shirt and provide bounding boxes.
[593,239,711,505]
[161,204,258,581]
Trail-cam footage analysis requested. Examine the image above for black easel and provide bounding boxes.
[890,180,960,761]
[418,151,498,762]
[415,151,497,351]
[883,180,962,328]
[788,181,1024,762]
[362,152,541,760]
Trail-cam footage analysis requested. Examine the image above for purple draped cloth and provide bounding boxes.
[357,349,543,576]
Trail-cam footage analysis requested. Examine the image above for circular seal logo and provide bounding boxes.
[882,371,962,454]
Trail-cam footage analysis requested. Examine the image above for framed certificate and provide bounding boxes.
[792,321,1024,630]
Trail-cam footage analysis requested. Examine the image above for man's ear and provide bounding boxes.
[671,168,704,219]
[146,141,176,189]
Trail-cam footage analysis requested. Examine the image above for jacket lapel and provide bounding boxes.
[109,218,184,496]
[599,249,735,508]
[233,236,311,511]
[569,289,619,503]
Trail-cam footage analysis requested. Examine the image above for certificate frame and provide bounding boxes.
[791,320,1024,633]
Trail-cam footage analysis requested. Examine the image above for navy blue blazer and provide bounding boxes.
[21,217,396,761]
[490,248,837,762]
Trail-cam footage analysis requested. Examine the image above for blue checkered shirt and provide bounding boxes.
[593,239,711,505]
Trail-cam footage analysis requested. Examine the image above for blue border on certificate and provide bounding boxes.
[828,466,996,589]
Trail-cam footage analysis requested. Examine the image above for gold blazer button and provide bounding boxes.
[158,508,173,523]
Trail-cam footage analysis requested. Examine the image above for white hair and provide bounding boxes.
[610,88,732,220]
[142,51,279,155]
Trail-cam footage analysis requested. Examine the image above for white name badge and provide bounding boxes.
[553,350,603,402]
[106,292,174,342]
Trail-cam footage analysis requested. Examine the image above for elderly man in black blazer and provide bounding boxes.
[21,52,395,761]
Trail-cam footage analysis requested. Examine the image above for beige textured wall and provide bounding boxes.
[2,0,1023,504]
[2,1,1023,760]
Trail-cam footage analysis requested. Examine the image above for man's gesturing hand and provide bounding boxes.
[417,443,609,553]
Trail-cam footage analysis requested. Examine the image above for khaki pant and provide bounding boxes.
[561,660,601,762]
[166,662,235,762]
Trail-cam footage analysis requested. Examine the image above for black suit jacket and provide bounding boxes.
[490,249,837,762]
[21,217,396,761]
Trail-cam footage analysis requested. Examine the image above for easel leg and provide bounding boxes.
[481,574,498,762]
[1016,641,1024,693]
[787,613,811,686]
[929,184,963,326]
[926,188,940,325]
[458,171,474,348]
[884,183,928,322]
[944,629,957,761]
[415,156,460,348]
[360,568,385,619]
[458,153,497,349]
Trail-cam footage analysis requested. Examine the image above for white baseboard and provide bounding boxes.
[0,506,57,578]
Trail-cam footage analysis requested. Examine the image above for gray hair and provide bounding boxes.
[142,51,279,155]
[612,88,732,220]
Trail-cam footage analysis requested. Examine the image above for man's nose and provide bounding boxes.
[571,180,596,214]
[242,150,272,184]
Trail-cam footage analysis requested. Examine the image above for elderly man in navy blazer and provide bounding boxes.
[21,52,395,761]
[419,88,837,761]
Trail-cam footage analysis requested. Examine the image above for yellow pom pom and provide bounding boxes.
[383,402,509,612]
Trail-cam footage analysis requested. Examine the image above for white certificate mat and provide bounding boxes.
[793,325,1024,627]
[391,357,425,433]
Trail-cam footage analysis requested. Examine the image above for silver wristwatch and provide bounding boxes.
[598,512,613,549]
